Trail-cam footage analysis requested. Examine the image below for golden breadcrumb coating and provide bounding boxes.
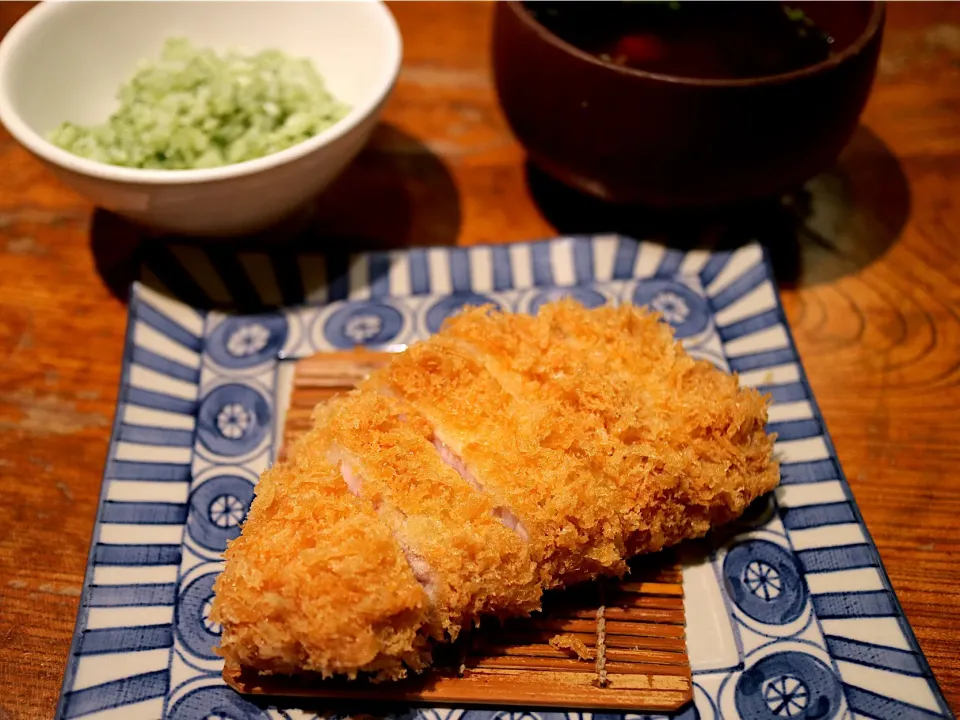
[443,300,779,555]
[213,299,779,682]
[210,429,430,681]
[317,390,541,638]
[366,335,629,589]
[550,633,593,660]
[540,300,777,550]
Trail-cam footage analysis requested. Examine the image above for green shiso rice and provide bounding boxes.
[48,38,350,170]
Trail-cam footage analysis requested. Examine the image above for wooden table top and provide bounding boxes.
[1,2,958,717]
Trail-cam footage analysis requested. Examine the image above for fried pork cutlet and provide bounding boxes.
[317,391,541,639]
[211,428,431,679]
[211,299,779,682]
[368,336,629,589]
[443,301,778,555]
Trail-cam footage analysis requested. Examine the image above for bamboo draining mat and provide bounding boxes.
[225,349,693,711]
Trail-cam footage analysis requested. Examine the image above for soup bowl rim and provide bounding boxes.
[506,0,885,87]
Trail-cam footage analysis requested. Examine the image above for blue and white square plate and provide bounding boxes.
[56,235,952,720]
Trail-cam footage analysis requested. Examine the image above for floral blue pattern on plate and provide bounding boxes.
[55,236,953,720]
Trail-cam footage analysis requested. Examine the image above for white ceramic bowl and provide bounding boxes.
[0,1,402,237]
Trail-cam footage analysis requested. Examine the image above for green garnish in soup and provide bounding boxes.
[48,38,349,170]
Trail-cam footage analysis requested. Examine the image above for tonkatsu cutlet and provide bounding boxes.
[319,391,541,639]
[211,299,779,681]
[442,301,777,554]
[369,335,629,589]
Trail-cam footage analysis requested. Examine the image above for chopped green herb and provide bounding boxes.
[48,38,349,170]
[783,6,807,23]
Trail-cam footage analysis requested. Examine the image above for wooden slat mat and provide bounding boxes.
[225,350,693,711]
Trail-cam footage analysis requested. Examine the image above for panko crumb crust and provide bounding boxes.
[212,300,778,681]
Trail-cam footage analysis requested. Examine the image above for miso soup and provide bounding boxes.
[525,2,835,80]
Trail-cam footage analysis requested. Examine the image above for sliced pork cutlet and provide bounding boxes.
[442,300,779,556]
[364,334,628,591]
[536,300,779,549]
[317,390,541,641]
[211,427,431,681]
[214,299,778,683]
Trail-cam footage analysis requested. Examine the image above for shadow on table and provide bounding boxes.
[525,125,911,289]
[88,123,462,310]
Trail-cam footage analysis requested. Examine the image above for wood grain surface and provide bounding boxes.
[0,2,959,718]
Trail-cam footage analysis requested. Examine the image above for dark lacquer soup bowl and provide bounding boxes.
[492,1,885,208]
